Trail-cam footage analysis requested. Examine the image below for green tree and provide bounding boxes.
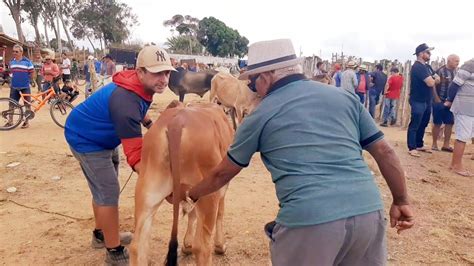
[71,0,138,50]
[165,35,203,55]
[22,0,43,45]
[2,0,25,42]
[197,17,248,57]
[49,38,69,51]
[163,14,200,54]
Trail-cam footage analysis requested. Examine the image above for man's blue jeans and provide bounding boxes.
[407,100,431,150]
[382,98,397,123]
[368,89,380,118]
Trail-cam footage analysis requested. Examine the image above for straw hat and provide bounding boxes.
[346,60,358,69]
[359,64,368,71]
[239,39,302,80]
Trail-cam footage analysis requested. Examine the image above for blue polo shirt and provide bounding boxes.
[410,61,434,103]
[227,74,384,228]
[10,57,34,88]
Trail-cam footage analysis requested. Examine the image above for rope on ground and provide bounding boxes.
[6,199,92,221]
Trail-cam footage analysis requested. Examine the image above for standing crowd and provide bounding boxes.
[313,43,473,177]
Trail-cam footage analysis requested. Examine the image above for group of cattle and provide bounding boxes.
[129,70,260,265]
[168,69,260,129]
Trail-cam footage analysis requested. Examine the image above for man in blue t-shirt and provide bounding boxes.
[183,39,414,265]
[8,44,35,128]
[65,45,175,265]
[368,64,387,118]
[407,43,441,157]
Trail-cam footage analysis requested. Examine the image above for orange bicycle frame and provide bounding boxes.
[19,87,58,112]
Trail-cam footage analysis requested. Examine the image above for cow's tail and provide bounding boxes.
[165,118,183,266]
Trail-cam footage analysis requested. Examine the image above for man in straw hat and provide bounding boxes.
[356,64,370,104]
[182,39,414,265]
[65,45,175,265]
[341,60,358,93]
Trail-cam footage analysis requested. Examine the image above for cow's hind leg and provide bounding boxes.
[214,196,226,255]
[130,175,172,266]
[193,194,219,266]
[182,209,197,255]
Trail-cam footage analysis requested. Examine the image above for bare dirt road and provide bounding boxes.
[1,85,473,265]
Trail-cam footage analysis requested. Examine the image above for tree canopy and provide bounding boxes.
[197,17,248,57]
[163,15,249,57]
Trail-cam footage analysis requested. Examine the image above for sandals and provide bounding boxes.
[441,147,454,153]
[408,150,421,157]
[416,147,433,153]
[21,122,29,129]
[452,170,473,177]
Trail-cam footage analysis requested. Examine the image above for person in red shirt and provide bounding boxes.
[40,55,61,95]
[381,67,404,126]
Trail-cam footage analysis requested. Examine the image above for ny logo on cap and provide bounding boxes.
[156,50,166,62]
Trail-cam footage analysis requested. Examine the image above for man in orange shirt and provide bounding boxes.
[381,67,404,126]
[40,55,61,94]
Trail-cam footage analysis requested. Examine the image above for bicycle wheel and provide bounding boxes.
[50,99,74,128]
[0,97,24,130]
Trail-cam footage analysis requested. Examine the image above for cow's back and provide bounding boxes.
[142,103,233,185]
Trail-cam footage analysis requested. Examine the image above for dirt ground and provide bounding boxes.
[0,84,473,265]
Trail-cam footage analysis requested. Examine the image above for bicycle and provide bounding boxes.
[0,85,74,130]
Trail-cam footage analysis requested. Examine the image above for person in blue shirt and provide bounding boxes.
[65,45,176,265]
[7,44,35,128]
[407,43,441,157]
[183,39,414,265]
[368,64,387,118]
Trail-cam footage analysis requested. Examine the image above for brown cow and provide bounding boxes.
[209,72,261,129]
[130,101,234,266]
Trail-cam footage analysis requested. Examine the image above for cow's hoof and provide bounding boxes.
[214,244,227,255]
[182,245,193,255]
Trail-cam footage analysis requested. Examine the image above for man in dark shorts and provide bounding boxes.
[431,54,460,152]
[65,45,175,265]
[8,44,35,128]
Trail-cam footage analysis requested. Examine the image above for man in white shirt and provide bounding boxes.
[61,52,71,82]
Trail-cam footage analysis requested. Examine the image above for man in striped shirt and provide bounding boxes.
[8,44,35,128]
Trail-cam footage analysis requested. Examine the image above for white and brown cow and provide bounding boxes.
[130,101,234,266]
[209,72,261,129]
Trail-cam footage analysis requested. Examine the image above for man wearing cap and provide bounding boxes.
[368,64,388,118]
[7,44,35,128]
[182,39,414,265]
[407,43,440,157]
[64,45,175,265]
[341,60,358,93]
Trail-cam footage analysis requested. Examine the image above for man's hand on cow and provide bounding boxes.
[389,203,415,234]
[181,190,196,216]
